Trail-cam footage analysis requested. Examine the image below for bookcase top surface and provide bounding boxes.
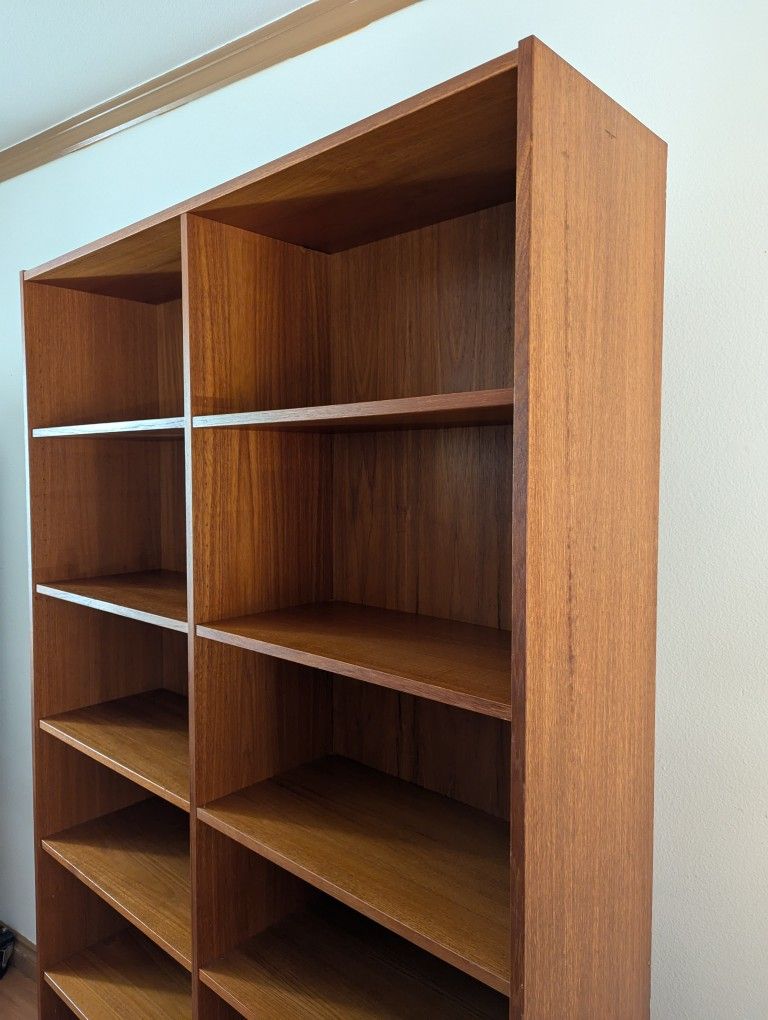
[24,48,518,298]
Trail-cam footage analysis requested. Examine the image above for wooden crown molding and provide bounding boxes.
[0,0,418,184]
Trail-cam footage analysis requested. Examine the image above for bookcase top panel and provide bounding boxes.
[24,50,517,301]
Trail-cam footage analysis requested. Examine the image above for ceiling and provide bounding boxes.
[0,0,310,150]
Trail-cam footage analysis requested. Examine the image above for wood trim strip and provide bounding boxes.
[0,0,419,184]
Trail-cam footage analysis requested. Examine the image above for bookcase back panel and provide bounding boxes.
[332,676,510,819]
[194,424,510,636]
[186,204,513,417]
[162,630,189,695]
[332,425,511,629]
[35,853,128,973]
[158,440,187,574]
[36,735,150,837]
[24,284,183,427]
[33,599,181,717]
[156,298,184,415]
[29,436,186,582]
[193,631,508,819]
[328,204,514,404]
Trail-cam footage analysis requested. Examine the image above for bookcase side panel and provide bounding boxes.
[513,36,666,1020]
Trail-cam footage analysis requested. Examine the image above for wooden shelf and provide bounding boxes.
[193,388,514,432]
[201,900,507,1019]
[40,690,190,810]
[45,928,191,1019]
[198,756,510,993]
[198,602,510,720]
[37,570,187,632]
[42,799,192,969]
[33,416,184,439]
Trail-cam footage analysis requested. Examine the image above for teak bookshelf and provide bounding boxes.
[22,38,666,1019]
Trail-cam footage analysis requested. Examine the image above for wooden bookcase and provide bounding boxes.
[22,38,666,1020]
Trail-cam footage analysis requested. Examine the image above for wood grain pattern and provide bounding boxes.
[332,676,510,819]
[192,638,331,806]
[25,219,182,299]
[28,437,186,584]
[23,284,169,425]
[191,429,331,623]
[511,36,666,1019]
[45,928,191,1020]
[33,728,147,1012]
[197,984,244,1020]
[201,900,508,1019]
[23,285,183,427]
[157,299,185,413]
[186,207,512,419]
[193,821,311,977]
[328,206,513,403]
[42,799,192,969]
[198,756,510,993]
[192,388,514,432]
[185,215,326,417]
[40,690,190,810]
[158,441,187,574]
[32,598,185,718]
[37,571,188,631]
[20,39,665,1019]
[197,602,510,719]
[332,426,512,629]
[197,69,517,252]
[35,733,148,845]
[33,853,127,983]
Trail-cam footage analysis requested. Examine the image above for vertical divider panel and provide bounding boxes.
[180,214,204,1018]
[183,213,334,1018]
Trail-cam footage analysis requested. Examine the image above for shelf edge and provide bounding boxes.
[32,417,185,438]
[39,717,190,812]
[192,388,514,431]
[196,622,511,721]
[37,583,189,633]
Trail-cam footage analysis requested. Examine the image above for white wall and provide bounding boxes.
[1,1,766,1016]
